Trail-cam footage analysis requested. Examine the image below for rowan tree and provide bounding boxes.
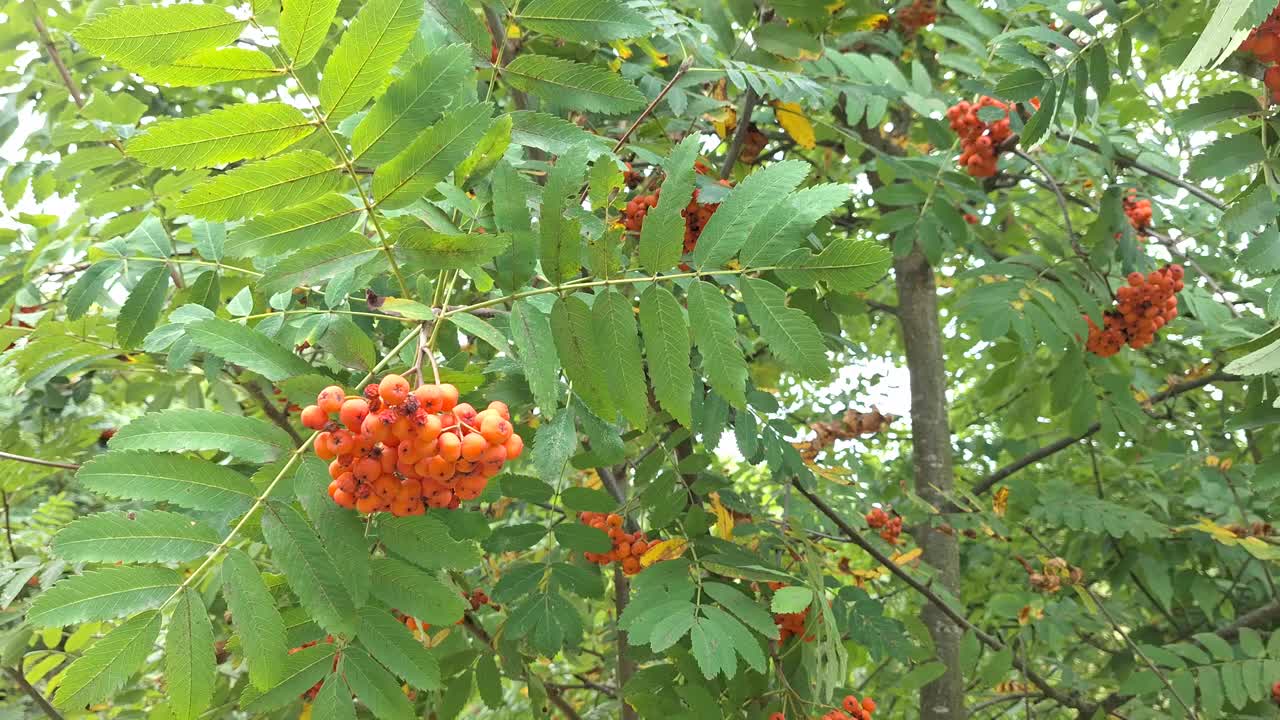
[0,1,1278,719]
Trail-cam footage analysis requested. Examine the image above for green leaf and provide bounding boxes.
[76,450,256,512]
[1174,92,1260,132]
[127,103,313,169]
[901,662,949,691]
[650,607,697,652]
[376,515,481,571]
[447,312,508,351]
[426,0,492,61]
[740,183,854,267]
[639,284,693,428]
[109,409,294,462]
[1018,80,1056,148]
[373,103,495,208]
[592,289,648,429]
[221,548,289,690]
[703,582,779,640]
[778,237,893,292]
[394,225,510,270]
[52,510,219,563]
[293,458,372,605]
[341,647,414,720]
[517,0,652,41]
[1225,336,1280,376]
[176,150,342,221]
[226,194,362,259]
[261,504,357,636]
[53,610,161,709]
[320,0,426,122]
[66,260,122,320]
[116,265,170,350]
[503,55,646,114]
[1088,45,1111,102]
[509,110,614,157]
[1179,0,1257,73]
[492,161,539,290]
[690,160,810,269]
[690,615,738,679]
[74,4,245,68]
[369,558,467,625]
[476,654,503,708]
[355,607,440,690]
[240,643,337,713]
[531,405,578,482]
[1199,666,1224,717]
[540,143,591,284]
[560,486,615,512]
[352,44,473,164]
[994,68,1045,101]
[742,277,827,379]
[551,294,615,419]
[638,136,700,273]
[311,675,357,720]
[167,589,216,720]
[770,586,813,613]
[185,317,315,381]
[135,48,284,87]
[554,523,613,553]
[510,301,561,415]
[700,605,765,674]
[280,0,341,67]
[28,567,180,627]
[506,591,582,655]
[258,233,385,294]
[687,280,748,409]
[1188,134,1263,180]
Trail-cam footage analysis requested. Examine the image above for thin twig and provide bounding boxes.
[242,380,304,446]
[0,451,79,470]
[1056,132,1226,210]
[720,87,760,179]
[2,490,17,562]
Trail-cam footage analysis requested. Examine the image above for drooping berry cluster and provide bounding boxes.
[796,407,897,461]
[946,97,1013,178]
[288,636,337,700]
[1239,3,1280,100]
[579,512,652,576]
[620,188,722,257]
[299,375,523,516]
[622,193,658,232]
[895,0,937,34]
[1083,265,1184,357]
[865,508,903,545]
[768,583,814,643]
[818,695,878,720]
[1123,190,1153,235]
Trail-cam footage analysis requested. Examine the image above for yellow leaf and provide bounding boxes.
[892,547,922,565]
[709,492,734,540]
[1205,455,1220,467]
[772,101,815,149]
[993,487,1009,517]
[635,38,669,67]
[299,703,313,720]
[707,107,737,139]
[583,470,603,490]
[640,537,689,567]
[849,568,884,580]
[506,23,521,39]
[610,41,634,60]
[856,12,890,30]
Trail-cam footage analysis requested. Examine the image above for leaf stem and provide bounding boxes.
[0,451,80,470]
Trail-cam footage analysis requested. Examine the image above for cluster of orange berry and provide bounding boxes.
[1084,265,1184,357]
[768,696,875,720]
[299,375,523,516]
[289,636,337,700]
[865,508,903,545]
[946,97,1014,178]
[578,512,652,576]
[895,0,937,34]
[1123,190,1153,234]
[620,188,722,257]
[1240,3,1280,100]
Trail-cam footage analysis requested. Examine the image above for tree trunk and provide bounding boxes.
[894,249,964,720]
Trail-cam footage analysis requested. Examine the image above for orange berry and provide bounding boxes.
[379,374,410,405]
[327,479,339,497]
[487,400,510,420]
[300,405,329,430]
[414,384,443,413]
[416,413,442,443]
[333,489,356,509]
[504,434,524,459]
[439,432,462,462]
[439,384,459,412]
[315,432,337,460]
[352,458,380,484]
[335,472,356,495]
[355,494,381,514]
[460,432,488,461]
[480,414,513,445]
[339,398,370,431]
[373,475,399,501]
[453,403,478,430]
[317,386,345,413]
[361,412,391,442]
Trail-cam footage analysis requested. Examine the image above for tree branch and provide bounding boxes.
[2,490,16,562]
[720,87,760,179]
[969,370,1241,498]
[241,380,305,447]
[1055,132,1226,210]
[5,666,65,720]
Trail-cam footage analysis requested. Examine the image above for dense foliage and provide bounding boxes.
[2,0,1280,719]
